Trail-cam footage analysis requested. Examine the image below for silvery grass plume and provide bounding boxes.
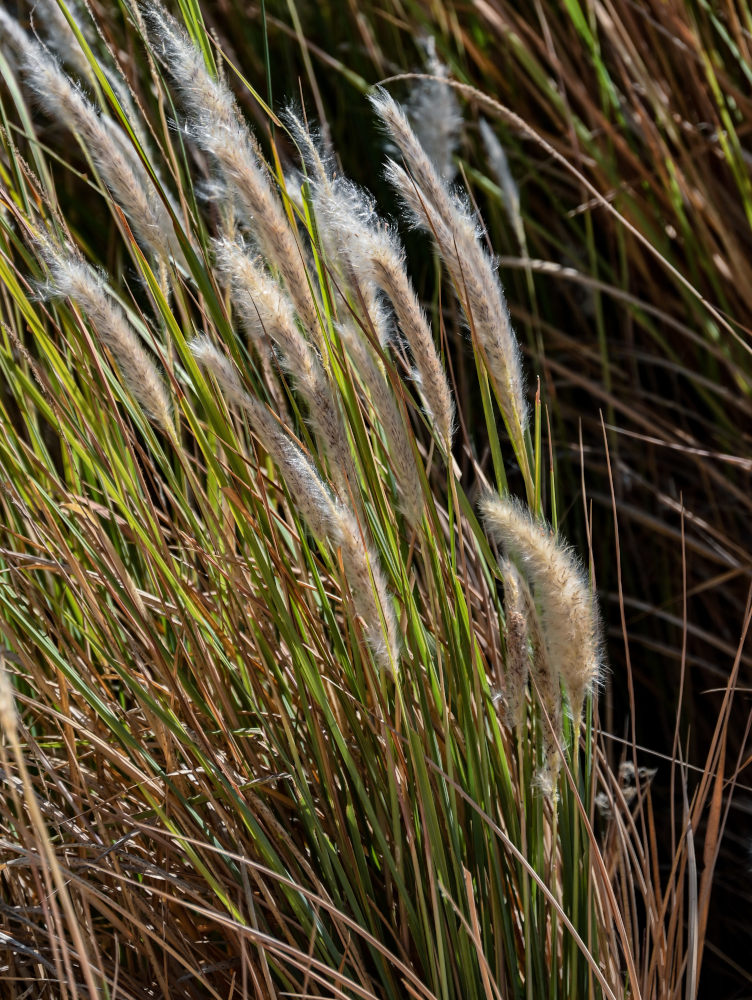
[499,557,563,796]
[33,0,156,157]
[146,4,321,346]
[37,234,174,435]
[519,565,564,798]
[371,90,528,456]
[190,337,399,673]
[479,119,526,255]
[286,110,455,453]
[482,492,601,731]
[34,0,95,82]
[212,236,360,504]
[499,557,529,729]
[337,319,423,529]
[405,36,462,182]
[0,7,31,68]
[13,32,182,265]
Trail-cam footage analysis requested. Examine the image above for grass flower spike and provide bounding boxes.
[482,491,601,728]
[212,235,358,500]
[147,5,320,343]
[38,235,173,434]
[19,40,180,264]
[372,89,528,467]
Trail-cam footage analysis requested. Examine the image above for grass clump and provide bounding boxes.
[0,2,741,998]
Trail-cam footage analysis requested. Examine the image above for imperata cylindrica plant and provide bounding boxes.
[8,30,182,266]
[37,233,174,435]
[145,4,321,345]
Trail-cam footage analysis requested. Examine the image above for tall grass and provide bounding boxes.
[0,2,743,998]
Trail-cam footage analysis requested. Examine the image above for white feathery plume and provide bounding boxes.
[39,236,173,433]
[34,0,94,82]
[0,8,31,66]
[191,338,398,672]
[372,90,527,444]
[19,41,181,264]
[317,177,455,450]
[285,106,455,450]
[479,119,525,254]
[146,5,320,345]
[481,492,601,730]
[338,320,423,529]
[212,236,359,503]
[405,37,462,182]
[34,0,156,158]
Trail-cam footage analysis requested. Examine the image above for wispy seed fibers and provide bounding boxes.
[39,236,173,434]
[482,491,601,730]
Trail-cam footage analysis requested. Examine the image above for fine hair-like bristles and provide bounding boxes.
[212,236,358,502]
[372,90,527,448]
[405,36,462,182]
[482,491,601,729]
[479,119,525,254]
[146,5,321,346]
[38,236,173,434]
[289,110,455,451]
[19,42,181,264]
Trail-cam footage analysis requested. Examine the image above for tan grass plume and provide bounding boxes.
[147,5,320,346]
[18,39,180,264]
[39,236,173,434]
[482,492,601,730]
[372,90,527,449]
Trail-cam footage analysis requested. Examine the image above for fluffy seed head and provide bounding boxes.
[212,236,358,502]
[0,8,31,65]
[479,119,525,253]
[147,5,320,342]
[21,44,180,264]
[406,37,462,182]
[499,558,530,729]
[300,134,455,449]
[35,0,94,81]
[482,492,601,728]
[39,236,173,433]
[373,90,527,441]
